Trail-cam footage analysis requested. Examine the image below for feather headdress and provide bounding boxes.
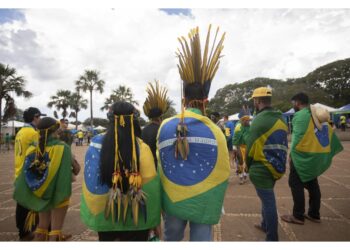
[176,24,225,100]
[143,80,170,119]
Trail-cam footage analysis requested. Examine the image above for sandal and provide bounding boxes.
[49,230,71,241]
[280,214,304,225]
[33,228,48,241]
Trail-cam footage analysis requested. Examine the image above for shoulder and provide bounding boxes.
[293,108,310,122]
[90,133,105,146]
[234,123,242,132]
[138,139,154,163]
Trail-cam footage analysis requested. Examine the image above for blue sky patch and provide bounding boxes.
[0,9,25,24]
[159,9,192,16]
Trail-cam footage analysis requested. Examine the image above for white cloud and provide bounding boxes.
[1,9,350,121]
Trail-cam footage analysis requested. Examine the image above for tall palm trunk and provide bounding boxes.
[90,90,93,128]
[75,108,79,130]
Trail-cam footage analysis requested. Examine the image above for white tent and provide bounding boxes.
[229,113,240,121]
[94,125,106,130]
[67,123,76,130]
[1,120,25,136]
[3,120,25,128]
[218,113,253,123]
[312,103,338,112]
[77,124,87,131]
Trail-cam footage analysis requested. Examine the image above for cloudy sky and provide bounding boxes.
[1,8,350,121]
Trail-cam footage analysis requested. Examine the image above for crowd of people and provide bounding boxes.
[10,26,344,242]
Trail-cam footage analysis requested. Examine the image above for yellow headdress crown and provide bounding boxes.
[176,24,225,99]
[143,80,170,118]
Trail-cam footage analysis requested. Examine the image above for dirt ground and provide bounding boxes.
[0,140,349,241]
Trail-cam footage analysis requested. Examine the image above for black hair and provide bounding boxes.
[291,92,309,105]
[211,112,220,118]
[35,117,59,167]
[148,108,163,119]
[100,102,141,189]
[23,107,42,123]
[257,96,272,105]
[23,111,35,123]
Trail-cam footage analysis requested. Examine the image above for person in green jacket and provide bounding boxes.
[232,106,251,185]
[281,93,343,225]
[246,87,288,241]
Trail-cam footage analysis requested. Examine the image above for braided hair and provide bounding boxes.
[100,102,141,190]
[31,117,60,174]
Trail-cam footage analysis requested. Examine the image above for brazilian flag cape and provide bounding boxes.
[246,109,289,180]
[232,121,250,146]
[13,138,72,212]
[80,134,161,231]
[157,110,230,225]
[291,108,343,182]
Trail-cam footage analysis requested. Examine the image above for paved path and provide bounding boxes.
[1,142,349,241]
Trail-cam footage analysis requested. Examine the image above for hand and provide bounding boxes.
[154,225,161,238]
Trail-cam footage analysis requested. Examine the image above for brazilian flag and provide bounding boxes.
[291,108,343,182]
[246,109,289,180]
[13,139,72,212]
[80,135,161,231]
[157,110,230,225]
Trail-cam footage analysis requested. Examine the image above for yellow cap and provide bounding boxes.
[250,87,272,99]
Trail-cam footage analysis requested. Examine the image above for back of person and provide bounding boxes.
[158,110,230,225]
[340,115,346,124]
[247,87,288,242]
[141,122,160,169]
[80,102,161,241]
[14,137,72,211]
[247,108,288,188]
[77,131,83,139]
[13,117,72,241]
[14,126,38,179]
[290,107,343,182]
[57,129,73,146]
[224,120,235,140]
[80,134,161,233]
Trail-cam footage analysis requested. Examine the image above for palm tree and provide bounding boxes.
[47,90,72,119]
[0,63,32,149]
[76,70,105,128]
[69,91,88,130]
[100,85,138,111]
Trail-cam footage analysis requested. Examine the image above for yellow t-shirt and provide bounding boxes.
[14,126,39,179]
[340,116,346,124]
[77,131,84,139]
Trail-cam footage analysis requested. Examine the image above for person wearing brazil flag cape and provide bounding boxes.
[281,93,343,225]
[157,25,230,241]
[13,117,72,241]
[232,105,251,185]
[246,87,288,241]
[80,102,161,241]
[142,80,170,170]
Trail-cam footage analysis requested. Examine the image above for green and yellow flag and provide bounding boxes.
[246,109,289,180]
[80,135,161,231]
[157,111,230,225]
[291,108,343,182]
[13,138,72,212]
